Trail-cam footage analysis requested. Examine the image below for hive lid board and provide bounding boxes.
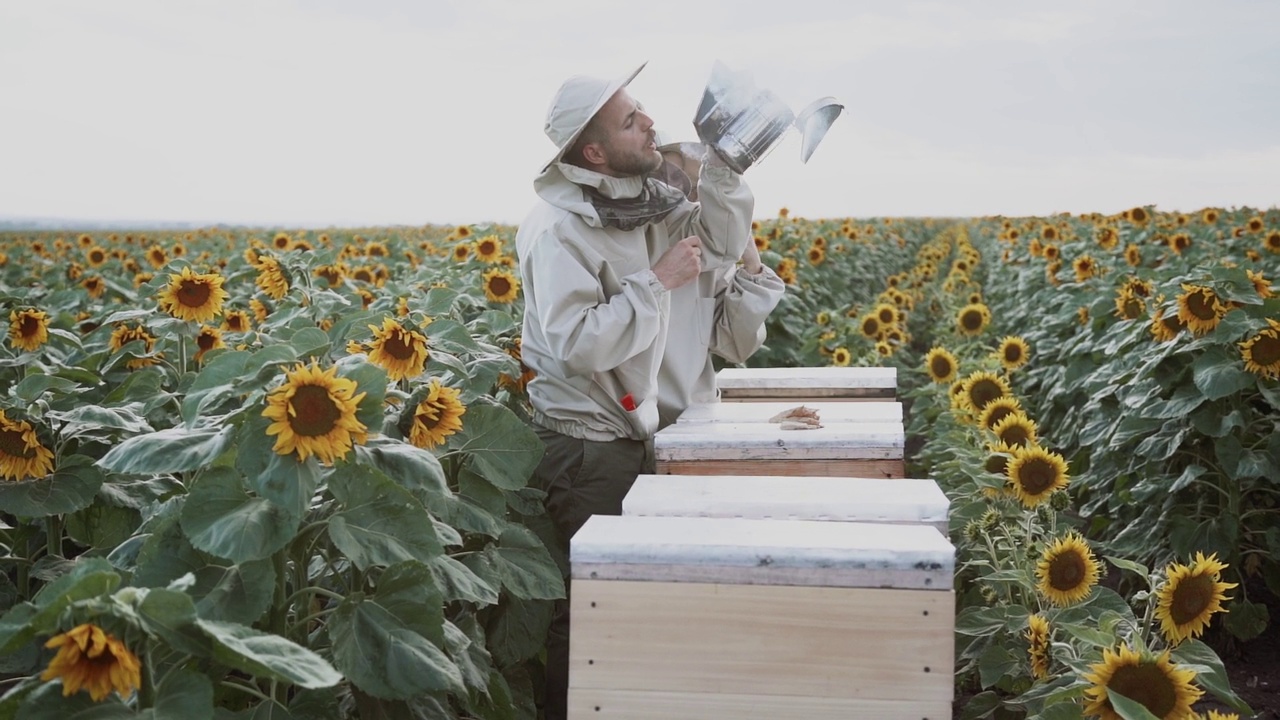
[654,421,904,461]
[716,366,897,390]
[571,515,954,589]
[622,474,948,528]
[676,400,902,424]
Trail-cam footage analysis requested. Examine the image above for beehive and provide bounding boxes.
[567,515,955,719]
[675,399,902,425]
[653,420,905,478]
[622,474,950,534]
[715,366,896,401]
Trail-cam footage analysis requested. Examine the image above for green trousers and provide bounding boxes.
[533,424,654,720]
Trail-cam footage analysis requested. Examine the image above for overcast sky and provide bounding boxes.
[2,0,1278,227]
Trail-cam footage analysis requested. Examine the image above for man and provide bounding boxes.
[515,62,753,719]
[652,137,786,429]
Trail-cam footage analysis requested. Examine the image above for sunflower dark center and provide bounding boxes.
[1161,314,1185,333]
[1121,297,1144,319]
[1003,344,1024,363]
[1048,550,1086,591]
[289,385,341,437]
[928,356,954,380]
[488,276,512,297]
[478,241,496,256]
[1000,423,1033,448]
[985,453,1008,476]
[417,401,444,430]
[90,250,105,263]
[1016,456,1056,495]
[1170,572,1216,625]
[1105,662,1176,717]
[19,315,41,337]
[0,428,35,458]
[227,316,246,332]
[1250,332,1280,366]
[354,269,373,282]
[968,379,1004,410]
[1132,209,1148,222]
[878,309,895,323]
[961,310,984,331]
[197,333,218,351]
[382,330,416,360]
[177,279,212,308]
[862,318,880,335]
[1186,291,1218,320]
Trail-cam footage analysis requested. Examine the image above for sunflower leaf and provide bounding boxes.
[1170,638,1254,714]
[428,555,499,607]
[181,350,251,428]
[98,424,236,475]
[12,374,80,403]
[447,402,544,491]
[1104,688,1162,720]
[351,436,450,496]
[0,455,102,517]
[180,466,300,564]
[196,619,341,690]
[327,464,443,571]
[1191,346,1254,401]
[152,669,213,720]
[329,595,464,700]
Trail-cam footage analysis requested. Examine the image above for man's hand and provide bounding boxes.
[652,236,703,289]
[741,236,763,275]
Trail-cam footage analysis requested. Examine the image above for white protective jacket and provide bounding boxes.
[516,160,753,441]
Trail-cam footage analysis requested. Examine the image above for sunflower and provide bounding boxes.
[1035,532,1100,606]
[993,336,1030,371]
[272,232,292,250]
[859,314,882,339]
[1026,614,1050,680]
[1154,552,1237,646]
[76,233,93,247]
[1202,208,1219,224]
[498,337,535,392]
[0,409,56,481]
[1042,244,1060,261]
[1247,216,1264,233]
[807,245,826,266]
[1096,226,1119,251]
[364,240,388,258]
[255,257,290,300]
[1265,230,1280,254]
[156,266,228,323]
[366,317,429,382]
[81,276,106,299]
[1113,288,1146,320]
[221,310,251,333]
[39,623,141,702]
[452,242,471,262]
[1041,225,1058,241]
[8,308,50,352]
[1125,206,1150,226]
[1169,233,1192,255]
[875,303,899,326]
[263,362,368,465]
[474,235,503,262]
[85,246,108,267]
[961,371,1011,414]
[482,268,521,304]
[1148,306,1184,342]
[753,235,770,252]
[1072,254,1097,283]
[1008,444,1068,508]
[1175,284,1225,336]
[992,412,1038,450]
[956,303,990,336]
[923,347,958,384]
[109,324,160,369]
[189,325,224,364]
[1242,269,1272,300]
[314,264,345,288]
[984,441,1016,480]
[1082,644,1201,720]
[831,347,852,366]
[1240,319,1280,379]
[406,378,466,450]
[978,396,1022,431]
[1119,243,1140,267]
[145,245,168,269]
[874,341,893,357]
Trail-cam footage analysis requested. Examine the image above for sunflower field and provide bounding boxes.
[1,206,1277,719]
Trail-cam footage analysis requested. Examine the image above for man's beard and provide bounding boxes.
[604,141,663,177]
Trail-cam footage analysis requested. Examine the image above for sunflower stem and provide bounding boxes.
[179,330,188,374]
[45,515,61,559]
[220,680,274,705]
[140,645,156,708]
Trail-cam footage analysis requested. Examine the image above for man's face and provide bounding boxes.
[594,89,662,177]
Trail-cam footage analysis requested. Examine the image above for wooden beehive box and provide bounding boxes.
[715,366,897,401]
[653,421,905,478]
[622,474,950,535]
[568,515,955,719]
[675,399,902,425]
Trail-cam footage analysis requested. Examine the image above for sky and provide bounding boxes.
[2,0,1278,228]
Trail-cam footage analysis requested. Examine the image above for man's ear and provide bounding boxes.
[580,141,607,166]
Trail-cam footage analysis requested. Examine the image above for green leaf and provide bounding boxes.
[1102,555,1148,580]
[0,604,39,655]
[196,619,341,689]
[153,669,214,720]
[182,350,251,427]
[1170,638,1254,715]
[289,327,333,360]
[191,558,276,625]
[976,641,1017,689]
[1192,346,1255,400]
[1058,623,1113,648]
[1104,688,1161,720]
[13,374,81,403]
[0,559,120,651]
[372,561,445,646]
[136,587,213,657]
[429,555,499,607]
[1168,464,1207,493]
[484,596,554,668]
[248,453,321,518]
[0,456,103,517]
[329,596,465,700]
[13,682,135,720]
[445,617,493,695]
[180,467,300,564]
[352,437,450,496]
[447,403,544,491]
[98,424,236,474]
[1222,597,1269,641]
[327,465,442,571]
[65,503,139,549]
[1037,701,1086,720]
[49,405,154,440]
[459,525,564,601]
[335,358,388,433]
